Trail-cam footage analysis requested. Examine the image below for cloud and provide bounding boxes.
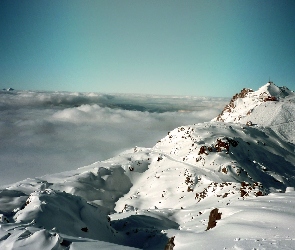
[0,90,228,186]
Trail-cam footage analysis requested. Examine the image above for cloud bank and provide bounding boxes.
[0,90,228,186]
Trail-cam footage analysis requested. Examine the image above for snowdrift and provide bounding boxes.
[1,82,295,249]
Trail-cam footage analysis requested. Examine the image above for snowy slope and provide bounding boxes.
[1,83,295,249]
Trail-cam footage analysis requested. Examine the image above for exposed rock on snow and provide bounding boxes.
[164,236,175,250]
[206,208,222,231]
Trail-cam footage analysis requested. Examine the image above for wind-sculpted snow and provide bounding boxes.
[1,83,295,249]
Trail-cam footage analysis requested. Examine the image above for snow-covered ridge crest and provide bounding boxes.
[213,82,294,123]
[213,82,295,143]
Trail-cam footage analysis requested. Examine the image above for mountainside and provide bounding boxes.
[1,83,295,249]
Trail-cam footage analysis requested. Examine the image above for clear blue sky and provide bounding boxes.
[1,0,295,97]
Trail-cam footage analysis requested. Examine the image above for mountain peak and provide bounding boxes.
[213,82,294,122]
[213,82,295,143]
[256,81,293,99]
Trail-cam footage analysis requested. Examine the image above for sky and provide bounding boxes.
[0,0,295,97]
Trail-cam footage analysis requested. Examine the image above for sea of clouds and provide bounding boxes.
[0,90,228,186]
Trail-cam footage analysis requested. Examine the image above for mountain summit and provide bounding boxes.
[213,82,295,142]
[0,83,295,249]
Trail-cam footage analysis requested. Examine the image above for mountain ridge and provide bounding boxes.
[213,82,294,123]
[0,83,295,249]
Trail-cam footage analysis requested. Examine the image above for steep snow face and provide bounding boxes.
[213,82,295,142]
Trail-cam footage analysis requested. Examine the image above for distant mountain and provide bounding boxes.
[2,88,14,91]
[0,83,295,249]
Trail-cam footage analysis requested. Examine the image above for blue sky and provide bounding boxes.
[1,0,294,97]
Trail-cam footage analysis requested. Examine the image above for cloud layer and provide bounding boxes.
[0,90,228,186]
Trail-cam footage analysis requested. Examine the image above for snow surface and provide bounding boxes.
[1,83,295,249]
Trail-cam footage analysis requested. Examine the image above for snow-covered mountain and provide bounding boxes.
[213,82,295,143]
[1,83,295,249]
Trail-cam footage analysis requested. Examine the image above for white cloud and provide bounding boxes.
[0,90,228,186]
